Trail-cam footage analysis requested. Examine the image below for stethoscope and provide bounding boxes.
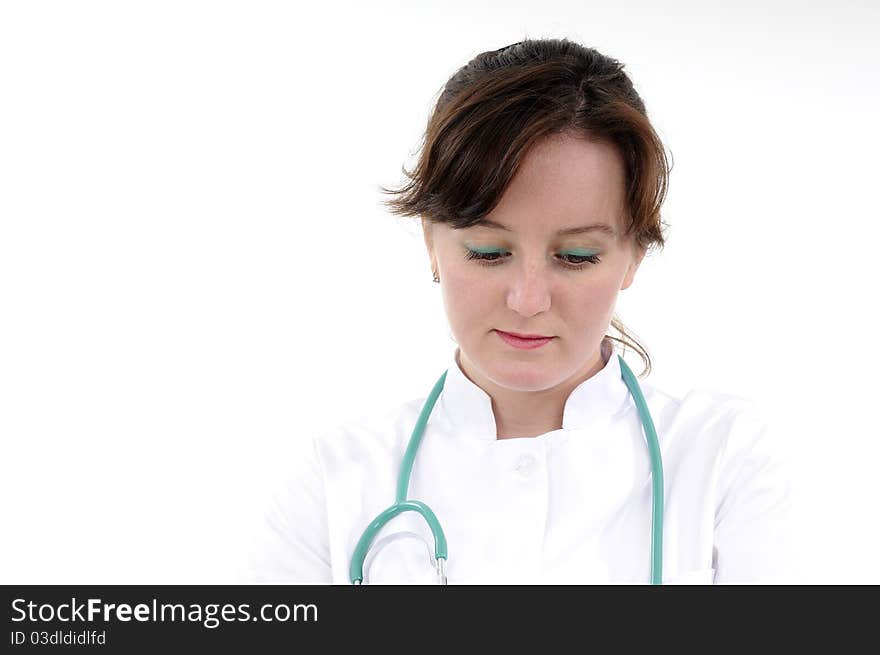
[349,353,665,584]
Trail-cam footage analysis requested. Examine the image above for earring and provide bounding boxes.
[432,271,440,283]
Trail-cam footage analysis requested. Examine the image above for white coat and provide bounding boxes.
[247,338,799,584]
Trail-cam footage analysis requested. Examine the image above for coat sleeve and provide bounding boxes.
[712,400,803,583]
[245,436,333,584]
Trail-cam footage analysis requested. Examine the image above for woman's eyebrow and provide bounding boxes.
[478,218,617,236]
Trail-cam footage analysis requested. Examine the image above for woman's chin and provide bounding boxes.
[483,362,565,393]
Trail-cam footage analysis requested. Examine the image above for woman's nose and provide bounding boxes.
[506,261,552,317]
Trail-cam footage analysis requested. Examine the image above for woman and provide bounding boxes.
[248,38,797,584]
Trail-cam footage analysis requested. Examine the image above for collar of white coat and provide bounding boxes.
[438,336,632,441]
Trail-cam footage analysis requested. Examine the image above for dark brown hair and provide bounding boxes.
[379,37,671,377]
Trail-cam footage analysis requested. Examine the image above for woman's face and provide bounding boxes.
[422,131,645,393]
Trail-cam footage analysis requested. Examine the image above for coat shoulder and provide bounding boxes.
[313,393,429,461]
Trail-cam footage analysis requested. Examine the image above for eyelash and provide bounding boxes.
[463,249,601,269]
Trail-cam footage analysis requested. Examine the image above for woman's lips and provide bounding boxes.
[495,329,554,350]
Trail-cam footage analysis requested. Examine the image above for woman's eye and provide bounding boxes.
[463,248,509,264]
[559,253,601,266]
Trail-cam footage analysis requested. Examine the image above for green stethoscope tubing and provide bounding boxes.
[349,353,664,585]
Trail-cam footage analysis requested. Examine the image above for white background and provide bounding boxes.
[1,0,877,583]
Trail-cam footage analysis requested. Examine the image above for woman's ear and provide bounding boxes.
[421,217,437,273]
[620,244,646,291]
